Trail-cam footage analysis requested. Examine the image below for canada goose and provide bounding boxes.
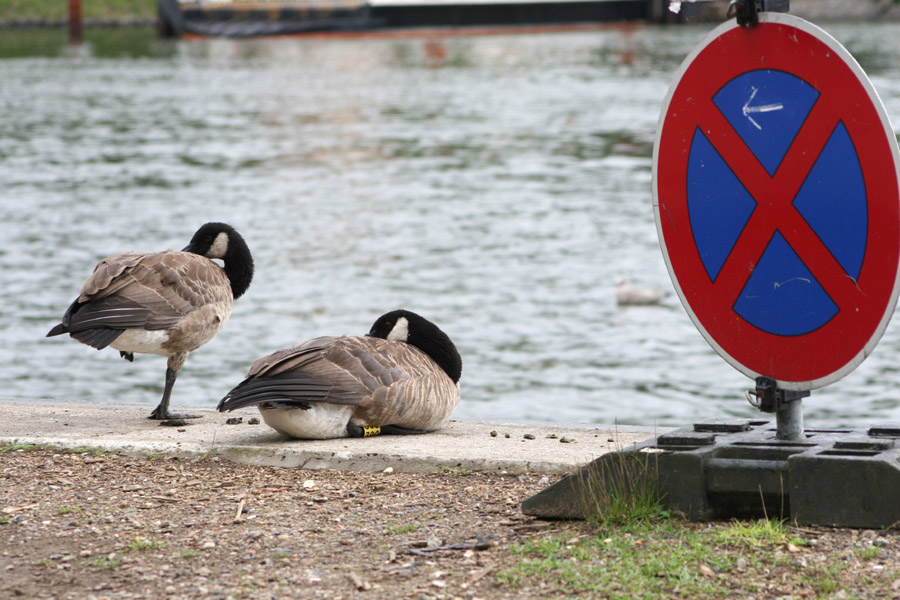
[615,276,666,306]
[217,309,462,439]
[46,222,254,421]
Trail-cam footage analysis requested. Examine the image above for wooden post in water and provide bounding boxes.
[68,0,83,44]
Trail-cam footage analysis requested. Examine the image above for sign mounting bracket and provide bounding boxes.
[746,376,809,439]
[727,0,789,27]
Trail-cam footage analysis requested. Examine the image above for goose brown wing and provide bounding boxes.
[218,336,414,412]
[49,251,231,348]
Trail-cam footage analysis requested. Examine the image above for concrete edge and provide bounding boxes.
[0,401,664,476]
[0,435,592,475]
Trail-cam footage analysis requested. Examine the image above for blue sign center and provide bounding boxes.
[687,69,868,336]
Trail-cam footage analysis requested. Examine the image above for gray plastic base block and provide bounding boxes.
[522,419,900,528]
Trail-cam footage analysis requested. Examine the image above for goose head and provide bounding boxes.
[182,222,254,300]
[367,309,462,384]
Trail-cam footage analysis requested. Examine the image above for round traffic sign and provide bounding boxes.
[653,13,900,390]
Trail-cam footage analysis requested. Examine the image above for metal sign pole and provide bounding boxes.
[726,0,805,443]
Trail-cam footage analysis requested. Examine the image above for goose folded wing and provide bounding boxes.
[216,370,361,411]
[68,252,228,333]
[218,336,413,412]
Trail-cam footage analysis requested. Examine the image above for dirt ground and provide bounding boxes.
[1,447,564,600]
[3,447,900,600]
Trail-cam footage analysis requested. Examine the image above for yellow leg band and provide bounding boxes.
[363,426,382,437]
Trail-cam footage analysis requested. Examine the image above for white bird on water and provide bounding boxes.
[615,277,666,306]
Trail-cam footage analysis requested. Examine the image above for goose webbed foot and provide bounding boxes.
[147,366,201,422]
[148,407,203,421]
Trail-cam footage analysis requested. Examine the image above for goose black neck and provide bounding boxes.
[410,325,462,384]
[425,340,462,384]
[224,241,254,300]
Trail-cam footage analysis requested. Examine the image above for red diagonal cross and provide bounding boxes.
[693,93,862,309]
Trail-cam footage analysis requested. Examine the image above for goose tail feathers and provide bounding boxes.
[46,322,122,349]
[46,323,68,337]
[217,372,340,412]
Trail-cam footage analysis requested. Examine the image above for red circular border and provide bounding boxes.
[654,16,900,388]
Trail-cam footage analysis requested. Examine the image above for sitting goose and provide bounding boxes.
[615,276,666,306]
[47,222,254,421]
[217,309,462,439]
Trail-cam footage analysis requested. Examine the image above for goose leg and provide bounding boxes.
[381,424,430,435]
[148,367,201,421]
[346,423,429,437]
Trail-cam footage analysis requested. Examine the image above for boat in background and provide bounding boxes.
[157,0,666,38]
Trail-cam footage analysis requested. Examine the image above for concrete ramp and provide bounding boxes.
[0,401,656,475]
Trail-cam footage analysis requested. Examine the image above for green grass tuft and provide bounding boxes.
[386,522,421,535]
[577,449,669,528]
[128,538,164,552]
[68,446,106,457]
[90,556,122,569]
[712,518,790,548]
[0,444,38,453]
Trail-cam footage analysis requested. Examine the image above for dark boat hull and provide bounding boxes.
[158,0,652,38]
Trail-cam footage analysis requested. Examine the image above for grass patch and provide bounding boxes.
[444,468,472,476]
[0,444,105,456]
[58,505,82,515]
[801,561,846,597]
[0,444,38,453]
[90,556,122,569]
[128,538,163,552]
[386,522,421,535]
[711,518,790,548]
[177,550,201,559]
[68,446,105,457]
[498,520,736,598]
[496,514,900,599]
[854,546,881,560]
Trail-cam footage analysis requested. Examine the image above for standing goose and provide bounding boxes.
[47,222,254,421]
[217,309,462,439]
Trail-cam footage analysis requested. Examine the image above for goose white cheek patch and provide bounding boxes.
[387,317,409,342]
[207,232,230,259]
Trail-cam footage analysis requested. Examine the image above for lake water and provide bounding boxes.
[2,23,900,428]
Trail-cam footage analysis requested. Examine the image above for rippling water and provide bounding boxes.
[2,23,900,427]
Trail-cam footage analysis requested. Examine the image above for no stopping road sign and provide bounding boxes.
[653,13,900,390]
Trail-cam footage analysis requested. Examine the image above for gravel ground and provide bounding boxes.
[4,447,900,600]
[1,447,561,600]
